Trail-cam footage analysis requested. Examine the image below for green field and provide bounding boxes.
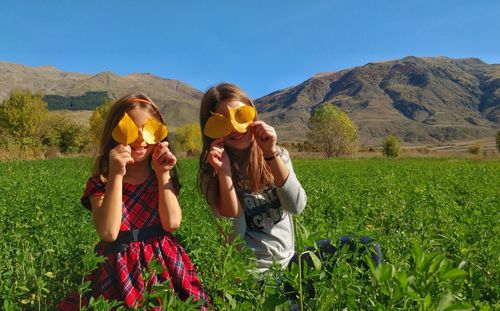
[0,157,498,310]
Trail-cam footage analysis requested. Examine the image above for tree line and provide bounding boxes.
[0,89,90,158]
[44,91,109,110]
[1,89,498,159]
[0,89,202,159]
[87,98,202,156]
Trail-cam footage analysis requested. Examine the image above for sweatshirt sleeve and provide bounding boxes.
[232,214,247,240]
[275,148,307,215]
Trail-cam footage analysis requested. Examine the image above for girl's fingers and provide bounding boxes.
[211,146,223,155]
[210,141,224,154]
[208,158,219,169]
[154,147,164,160]
[255,127,271,141]
[251,121,272,133]
[210,137,225,148]
[115,146,132,159]
[255,125,267,137]
[261,124,276,138]
[163,149,176,164]
[111,148,131,162]
[154,148,177,172]
[158,147,174,161]
[208,151,222,167]
[166,154,177,168]
[252,122,271,136]
[209,150,222,161]
[113,144,131,153]
[153,142,172,160]
[115,153,133,166]
[251,120,264,128]
[208,138,228,171]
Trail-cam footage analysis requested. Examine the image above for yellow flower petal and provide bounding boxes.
[204,113,233,138]
[112,113,139,145]
[143,117,168,144]
[229,106,255,133]
[234,106,256,123]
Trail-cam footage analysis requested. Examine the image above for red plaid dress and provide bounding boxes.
[58,174,211,310]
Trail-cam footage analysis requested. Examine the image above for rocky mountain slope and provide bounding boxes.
[0,62,202,128]
[255,57,500,144]
[1,57,499,145]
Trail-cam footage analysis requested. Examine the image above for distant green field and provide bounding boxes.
[0,157,498,310]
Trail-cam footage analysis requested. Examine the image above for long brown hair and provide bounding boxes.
[198,83,273,207]
[92,93,180,191]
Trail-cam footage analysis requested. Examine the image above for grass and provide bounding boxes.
[0,157,498,309]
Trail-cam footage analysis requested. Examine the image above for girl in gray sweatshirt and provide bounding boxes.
[198,83,307,272]
[197,83,381,276]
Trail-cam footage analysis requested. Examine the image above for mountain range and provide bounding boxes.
[1,57,499,145]
[0,61,202,127]
[255,56,500,144]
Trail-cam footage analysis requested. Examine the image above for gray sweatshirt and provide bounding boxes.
[232,148,307,272]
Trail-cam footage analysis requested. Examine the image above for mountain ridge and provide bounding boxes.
[1,57,499,144]
[0,61,202,128]
[255,56,500,144]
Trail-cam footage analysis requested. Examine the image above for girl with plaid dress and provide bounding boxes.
[58,93,210,310]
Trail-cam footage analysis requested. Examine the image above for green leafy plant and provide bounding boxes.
[0,157,498,309]
[307,102,359,157]
[382,134,401,157]
[468,142,483,155]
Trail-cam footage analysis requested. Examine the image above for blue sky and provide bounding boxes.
[1,0,499,98]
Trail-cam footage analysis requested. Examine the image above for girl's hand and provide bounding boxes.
[251,121,278,157]
[152,142,176,179]
[108,144,134,177]
[208,137,231,175]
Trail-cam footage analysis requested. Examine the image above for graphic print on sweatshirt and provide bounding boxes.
[237,188,284,230]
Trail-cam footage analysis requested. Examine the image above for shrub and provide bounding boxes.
[417,147,430,154]
[170,123,202,154]
[382,135,401,157]
[89,98,113,145]
[308,103,359,157]
[41,114,90,154]
[0,89,48,148]
[468,142,483,155]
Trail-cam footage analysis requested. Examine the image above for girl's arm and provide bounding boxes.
[263,147,289,187]
[251,121,307,215]
[209,138,242,218]
[272,149,307,215]
[216,168,242,218]
[251,121,289,187]
[153,142,182,231]
[92,145,133,242]
[157,173,182,231]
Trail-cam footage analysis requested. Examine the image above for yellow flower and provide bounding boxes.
[203,106,256,139]
[142,116,168,144]
[112,113,168,145]
[112,113,139,145]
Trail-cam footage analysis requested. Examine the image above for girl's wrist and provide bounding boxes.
[106,174,123,186]
[263,147,279,159]
[216,168,232,178]
[156,171,171,182]
[107,171,124,180]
